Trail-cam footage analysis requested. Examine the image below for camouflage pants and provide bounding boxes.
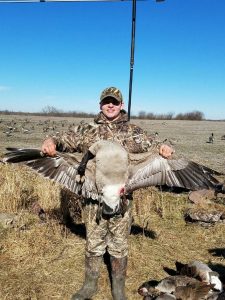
[83,201,132,258]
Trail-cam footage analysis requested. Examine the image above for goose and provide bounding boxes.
[174,281,216,300]
[21,126,31,134]
[208,133,214,144]
[1,140,225,215]
[175,260,223,292]
[138,260,223,300]
[3,131,13,137]
[138,275,215,300]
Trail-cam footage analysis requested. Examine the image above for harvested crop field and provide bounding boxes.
[0,114,225,300]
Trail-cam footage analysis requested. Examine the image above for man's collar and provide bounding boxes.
[94,111,128,124]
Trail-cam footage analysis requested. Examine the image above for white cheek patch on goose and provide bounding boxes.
[209,274,223,292]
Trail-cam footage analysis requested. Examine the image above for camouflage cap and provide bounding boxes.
[100,87,123,104]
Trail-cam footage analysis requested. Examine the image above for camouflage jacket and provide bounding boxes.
[53,111,160,154]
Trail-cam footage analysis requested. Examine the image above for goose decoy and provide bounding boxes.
[21,126,31,134]
[1,140,225,215]
[208,133,214,144]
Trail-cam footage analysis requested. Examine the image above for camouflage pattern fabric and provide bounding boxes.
[83,201,132,258]
[100,86,123,103]
[53,111,160,154]
[51,111,161,257]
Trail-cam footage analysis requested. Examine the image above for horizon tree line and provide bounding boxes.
[0,105,209,121]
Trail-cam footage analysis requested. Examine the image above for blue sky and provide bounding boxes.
[0,0,225,120]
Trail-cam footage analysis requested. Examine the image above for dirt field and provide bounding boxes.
[0,114,225,300]
[1,114,225,170]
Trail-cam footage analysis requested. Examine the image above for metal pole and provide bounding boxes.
[127,0,136,121]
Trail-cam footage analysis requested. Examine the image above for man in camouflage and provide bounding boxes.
[41,87,173,300]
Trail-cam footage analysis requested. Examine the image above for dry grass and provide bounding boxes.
[0,115,225,300]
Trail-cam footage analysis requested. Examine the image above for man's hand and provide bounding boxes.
[41,138,56,157]
[159,144,174,159]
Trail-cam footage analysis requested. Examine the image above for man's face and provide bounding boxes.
[100,97,124,121]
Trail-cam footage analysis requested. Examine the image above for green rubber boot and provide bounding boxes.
[110,255,128,300]
[71,255,102,300]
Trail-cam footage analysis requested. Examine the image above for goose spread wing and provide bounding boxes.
[2,145,224,198]
[2,148,98,199]
[126,154,222,193]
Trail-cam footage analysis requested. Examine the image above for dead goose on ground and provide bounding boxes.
[155,275,212,295]
[175,260,223,292]
[138,259,223,300]
[138,275,214,300]
[142,293,176,300]
[174,281,215,300]
[1,140,225,217]
[154,294,176,300]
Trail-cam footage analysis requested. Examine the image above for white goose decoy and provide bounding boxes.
[1,140,225,214]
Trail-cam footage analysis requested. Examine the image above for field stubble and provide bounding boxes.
[0,115,225,300]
